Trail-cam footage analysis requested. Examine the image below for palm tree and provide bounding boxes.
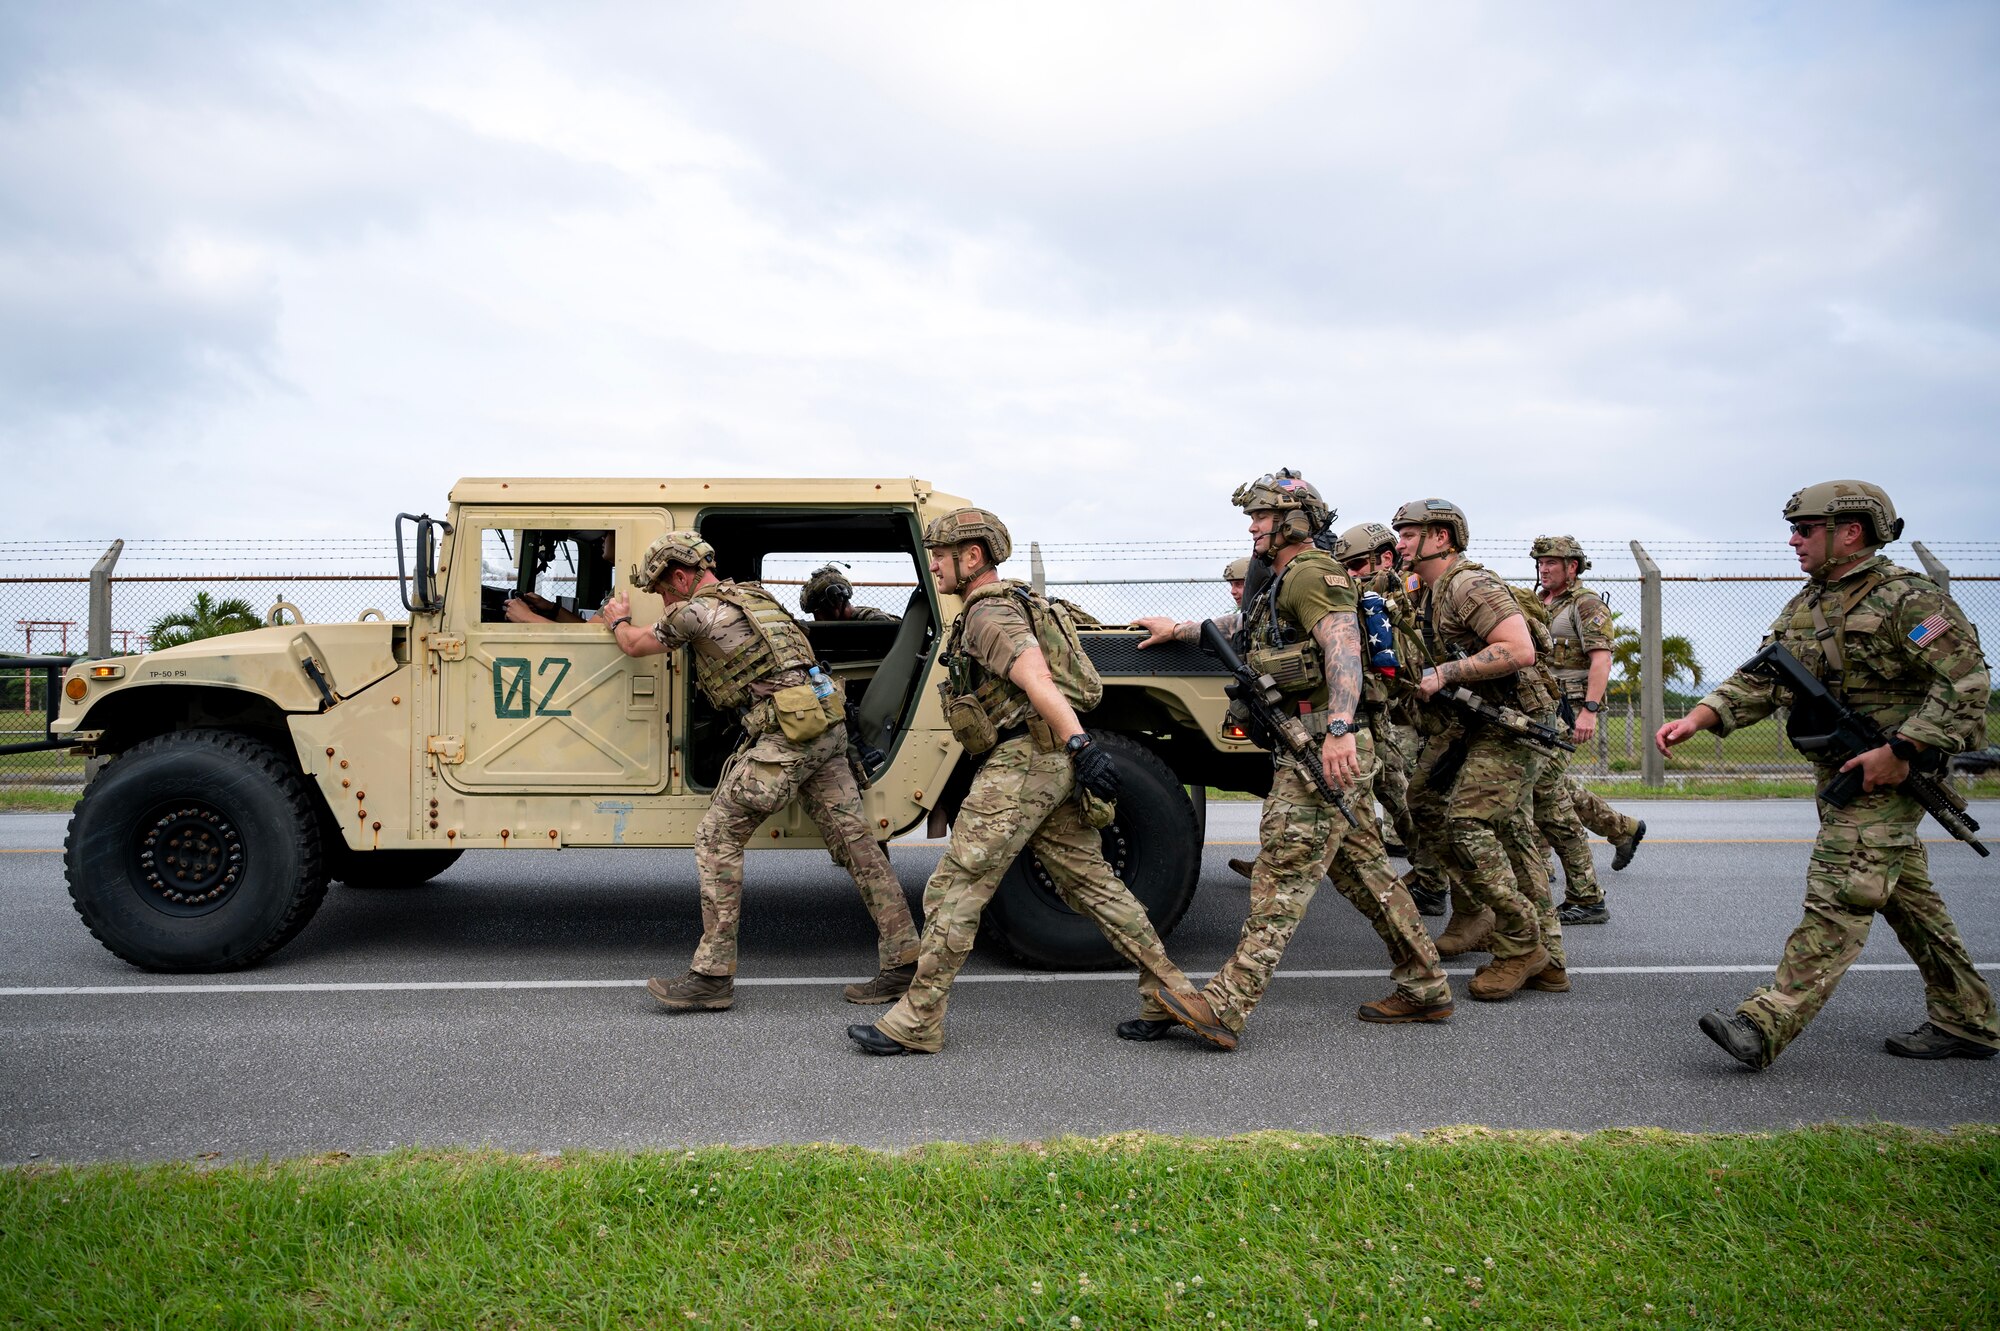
[1605,612,1703,762]
[145,592,264,651]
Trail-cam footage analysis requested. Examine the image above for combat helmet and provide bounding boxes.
[1223,557,1251,583]
[1783,480,1904,545]
[1332,522,1397,565]
[800,564,856,615]
[1529,535,1591,574]
[1232,468,1334,553]
[635,531,716,587]
[1391,498,1469,552]
[922,507,1012,565]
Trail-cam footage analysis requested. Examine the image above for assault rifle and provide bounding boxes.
[1200,619,1357,827]
[1418,664,1576,757]
[1740,643,1987,856]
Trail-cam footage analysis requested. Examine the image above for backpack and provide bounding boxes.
[1015,586,1104,711]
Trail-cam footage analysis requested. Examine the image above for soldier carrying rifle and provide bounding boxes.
[1658,480,1998,1069]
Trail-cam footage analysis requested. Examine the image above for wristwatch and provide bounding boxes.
[1888,736,1920,762]
[1324,719,1351,739]
[610,615,634,632]
[1065,734,1092,755]
[1579,699,1604,714]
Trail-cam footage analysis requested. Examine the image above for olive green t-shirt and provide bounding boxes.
[1270,550,1356,709]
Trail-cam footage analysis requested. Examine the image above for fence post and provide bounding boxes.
[1911,541,1950,596]
[1029,541,1046,597]
[1630,541,1664,787]
[88,539,124,659]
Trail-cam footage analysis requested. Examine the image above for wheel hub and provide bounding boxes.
[136,804,244,912]
[1025,821,1130,915]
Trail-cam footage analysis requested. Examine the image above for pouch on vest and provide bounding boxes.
[944,692,1000,754]
[771,683,833,742]
[1245,640,1324,695]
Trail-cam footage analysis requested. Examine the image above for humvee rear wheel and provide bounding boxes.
[984,731,1199,970]
[332,847,462,889]
[64,730,329,972]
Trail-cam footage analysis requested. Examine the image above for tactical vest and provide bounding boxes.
[1244,549,1345,702]
[941,580,1104,733]
[686,581,817,710]
[1419,559,1557,717]
[1542,585,1601,695]
[1773,560,1943,731]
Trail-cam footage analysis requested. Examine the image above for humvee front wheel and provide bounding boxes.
[64,730,329,971]
[984,731,1200,970]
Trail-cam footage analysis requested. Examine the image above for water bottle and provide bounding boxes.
[808,666,835,701]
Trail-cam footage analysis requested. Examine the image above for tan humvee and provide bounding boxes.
[55,478,1266,973]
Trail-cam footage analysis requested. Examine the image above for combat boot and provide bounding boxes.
[1402,875,1447,917]
[1698,1008,1768,1070]
[1523,961,1570,993]
[647,970,734,1012]
[1557,899,1610,926]
[1611,821,1647,872]
[1883,1022,1999,1061]
[847,1023,926,1056]
[843,963,916,1005]
[1466,945,1549,1002]
[1434,906,1495,958]
[1157,988,1239,1050]
[1356,992,1454,1024]
[1227,857,1255,881]
[1116,1017,1177,1042]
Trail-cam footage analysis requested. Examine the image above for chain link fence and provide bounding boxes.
[5,537,1994,789]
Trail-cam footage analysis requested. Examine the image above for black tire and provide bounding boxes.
[63,729,329,972]
[984,731,1200,970]
[333,847,462,889]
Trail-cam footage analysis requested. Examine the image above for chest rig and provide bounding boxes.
[1244,550,1335,698]
[940,582,1037,739]
[686,581,817,710]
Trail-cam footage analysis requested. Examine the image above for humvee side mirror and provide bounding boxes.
[396,512,452,614]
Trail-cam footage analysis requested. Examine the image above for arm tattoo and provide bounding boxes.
[1440,642,1521,684]
[1313,612,1363,720]
[1184,610,1241,643]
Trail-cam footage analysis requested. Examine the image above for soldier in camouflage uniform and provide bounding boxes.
[604,534,920,1012]
[1225,556,1252,607]
[1531,536,1646,926]
[800,564,902,623]
[1132,473,1452,1045]
[1394,499,1569,1001]
[1334,524,1423,866]
[1659,481,1998,1068]
[851,508,1206,1054]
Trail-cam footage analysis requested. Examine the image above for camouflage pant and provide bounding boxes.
[691,725,918,977]
[1568,779,1640,844]
[1410,724,1563,966]
[1364,705,1418,852]
[1737,784,1999,1062]
[874,737,1191,1053]
[1533,746,1602,907]
[1195,728,1449,1033]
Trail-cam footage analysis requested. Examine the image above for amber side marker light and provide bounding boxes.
[90,664,123,679]
[64,677,88,700]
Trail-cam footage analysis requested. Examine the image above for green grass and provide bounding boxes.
[4,1128,1995,1329]
[1572,776,2000,802]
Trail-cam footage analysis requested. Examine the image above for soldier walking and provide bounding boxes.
[1658,481,1997,1068]
[1333,522,1427,892]
[852,509,1209,1054]
[603,534,920,1012]
[1530,536,1646,925]
[1133,471,1452,1047]
[1394,499,1569,1000]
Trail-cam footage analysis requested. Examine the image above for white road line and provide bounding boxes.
[0,962,1979,998]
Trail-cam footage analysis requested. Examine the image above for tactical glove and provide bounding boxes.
[1069,739,1122,801]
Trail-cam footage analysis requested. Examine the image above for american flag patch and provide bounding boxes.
[1908,613,1951,648]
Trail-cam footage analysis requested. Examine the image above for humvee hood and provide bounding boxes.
[105,622,402,713]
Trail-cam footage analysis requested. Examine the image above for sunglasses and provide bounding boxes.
[1788,521,1827,538]
[1343,559,1372,574]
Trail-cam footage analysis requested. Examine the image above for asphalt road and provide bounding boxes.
[3,800,1997,1162]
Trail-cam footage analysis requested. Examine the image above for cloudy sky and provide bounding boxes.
[3,1,1996,570]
